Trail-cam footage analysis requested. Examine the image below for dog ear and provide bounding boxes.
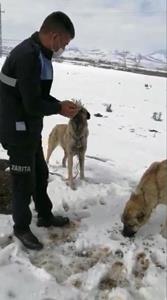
[87,111,91,119]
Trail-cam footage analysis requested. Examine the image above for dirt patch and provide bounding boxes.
[132,252,150,278]
[99,261,128,290]
[0,159,12,214]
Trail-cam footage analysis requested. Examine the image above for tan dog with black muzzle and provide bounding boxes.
[122,160,167,238]
[46,101,90,189]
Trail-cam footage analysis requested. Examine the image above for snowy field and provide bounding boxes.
[0,58,166,300]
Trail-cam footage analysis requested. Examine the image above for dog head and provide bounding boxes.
[76,107,91,120]
[71,100,91,125]
[121,192,151,237]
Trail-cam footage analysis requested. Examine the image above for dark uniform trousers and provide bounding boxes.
[2,140,52,231]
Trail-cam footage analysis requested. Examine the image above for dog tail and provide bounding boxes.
[46,127,59,164]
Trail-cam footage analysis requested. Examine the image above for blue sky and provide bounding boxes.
[0,0,166,54]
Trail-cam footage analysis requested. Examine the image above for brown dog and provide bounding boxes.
[122,160,167,238]
[46,101,90,189]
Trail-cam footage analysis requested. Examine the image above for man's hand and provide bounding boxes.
[60,100,79,118]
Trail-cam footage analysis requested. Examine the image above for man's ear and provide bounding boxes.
[87,111,91,119]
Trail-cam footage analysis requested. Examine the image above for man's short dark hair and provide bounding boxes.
[40,11,75,39]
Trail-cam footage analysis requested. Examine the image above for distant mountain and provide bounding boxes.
[149,49,167,56]
[60,47,167,73]
[2,41,166,74]
[147,50,167,63]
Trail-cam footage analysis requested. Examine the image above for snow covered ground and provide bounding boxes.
[0,58,166,300]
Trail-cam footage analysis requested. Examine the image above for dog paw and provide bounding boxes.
[71,186,77,191]
[70,182,77,190]
[68,182,76,190]
[65,180,76,190]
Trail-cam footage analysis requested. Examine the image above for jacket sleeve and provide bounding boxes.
[16,51,62,117]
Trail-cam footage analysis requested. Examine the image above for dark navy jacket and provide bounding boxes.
[0,32,61,146]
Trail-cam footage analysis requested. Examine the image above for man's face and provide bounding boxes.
[51,32,71,52]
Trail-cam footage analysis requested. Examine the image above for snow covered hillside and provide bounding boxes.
[2,44,167,73]
[0,58,166,300]
[57,48,167,74]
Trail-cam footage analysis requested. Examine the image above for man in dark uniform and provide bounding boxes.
[0,11,78,250]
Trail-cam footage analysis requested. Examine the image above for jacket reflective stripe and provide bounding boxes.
[0,71,17,87]
[0,51,53,88]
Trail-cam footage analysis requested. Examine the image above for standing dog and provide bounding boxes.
[46,102,90,189]
[122,160,167,238]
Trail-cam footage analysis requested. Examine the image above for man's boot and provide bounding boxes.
[14,228,43,250]
[37,214,70,227]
